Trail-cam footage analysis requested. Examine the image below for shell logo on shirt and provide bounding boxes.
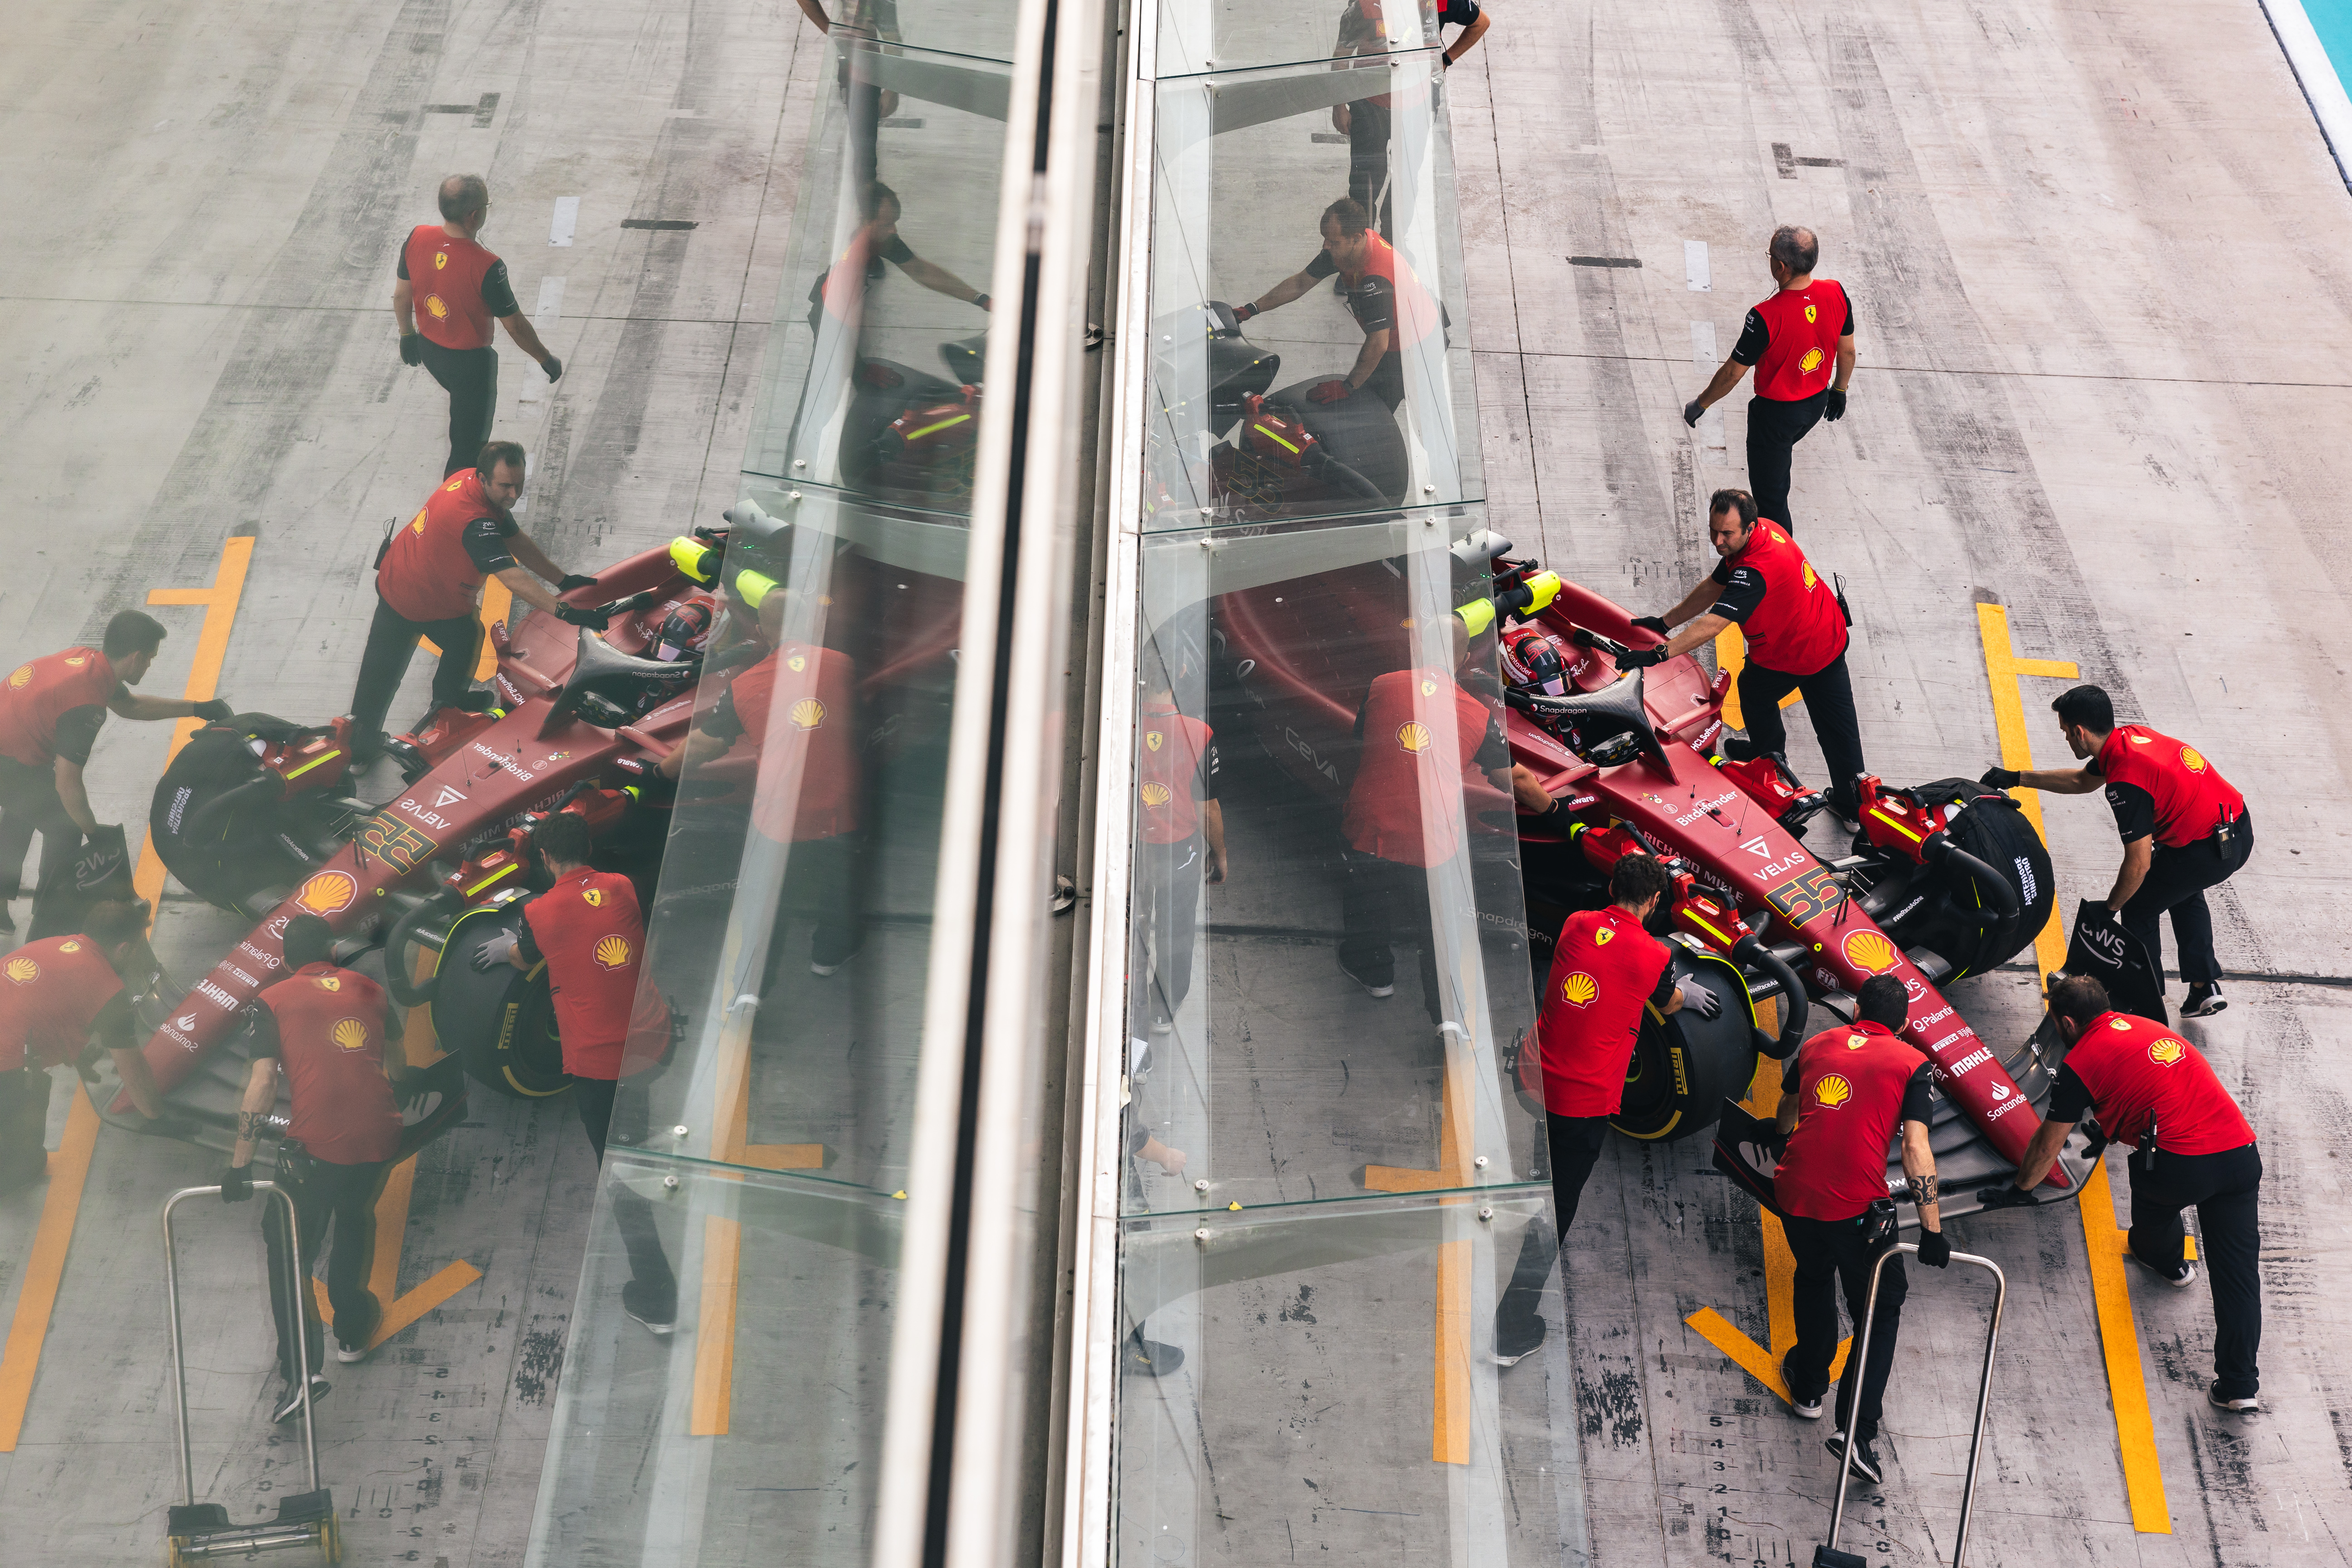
[789,698,827,731]
[1145,731,1164,752]
[1560,972,1599,1008]
[593,935,632,970]
[296,870,358,916]
[582,888,604,907]
[5,958,38,986]
[2148,1036,2185,1065]
[1843,931,1897,974]
[1396,721,1431,754]
[331,1019,369,1052]
[424,294,450,320]
[2180,746,2207,774]
[1139,783,1172,808]
[1814,1074,1853,1109]
[1798,348,1825,375]
[6,666,29,688]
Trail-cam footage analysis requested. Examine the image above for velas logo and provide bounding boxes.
[6,666,28,688]
[1145,731,1163,752]
[1804,302,1818,324]
[2179,745,2207,774]
[2148,1037,2185,1065]
[1560,972,1599,1007]
[1396,721,1431,753]
[1814,1074,1852,1108]
[1843,931,1897,974]
[1140,782,1172,808]
[593,935,631,970]
[1798,347,1824,375]
[4,957,37,985]
[582,888,604,907]
[425,294,449,319]
[787,654,807,673]
[331,1019,368,1051]
[790,698,827,731]
[316,975,341,991]
[296,870,358,915]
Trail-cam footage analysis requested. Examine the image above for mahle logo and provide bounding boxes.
[1560,972,1599,1007]
[331,1019,369,1052]
[1814,1074,1853,1108]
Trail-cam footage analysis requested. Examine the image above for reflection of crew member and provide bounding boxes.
[0,612,231,936]
[1681,226,1854,534]
[394,173,563,479]
[221,914,407,1420]
[806,180,991,336]
[1133,655,1226,1037]
[478,813,678,1334]
[1493,855,1714,1364]
[661,625,866,986]
[1231,198,1442,414]
[791,0,902,183]
[347,442,603,757]
[0,900,164,1192]
[1337,618,1549,1025]
[1990,973,2262,1412]
[1982,685,2249,1018]
[1772,974,1949,1488]
[1328,0,1489,236]
[1630,488,1864,822]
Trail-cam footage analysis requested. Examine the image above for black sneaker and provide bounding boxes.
[1337,955,1395,999]
[271,1375,330,1424]
[623,1281,677,1337]
[2208,1383,2260,1414]
[1125,1328,1183,1376]
[1493,1316,1545,1367]
[1781,1354,1824,1419]
[447,690,497,714]
[2181,984,2226,1018]
[1825,1430,1883,1484]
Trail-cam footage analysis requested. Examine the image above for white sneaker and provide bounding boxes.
[333,1339,369,1364]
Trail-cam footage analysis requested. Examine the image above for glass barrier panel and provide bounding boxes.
[1157,0,1439,82]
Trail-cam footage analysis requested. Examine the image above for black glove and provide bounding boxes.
[1979,766,2020,789]
[192,699,234,722]
[1232,301,1258,322]
[219,1166,252,1203]
[556,603,611,631]
[399,332,423,366]
[1824,388,1848,422]
[1916,1228,1950,1267]
[541,355,563,382]
[555,574,599,594]
[1975,1183,2039,1211]
[1630,615,1671,638]
[1683,984,1721,1020]
[1682,399,1706,428]
[1616,645,1667,670]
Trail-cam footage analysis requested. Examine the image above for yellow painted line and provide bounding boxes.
[1974,603,2078,976]
[420,574,511,682]
[690,1004,758,1437]
[135,537,255,912]
[310,1153,485,1349]
[741,1144,829,1171]
[0,1084,100,1451]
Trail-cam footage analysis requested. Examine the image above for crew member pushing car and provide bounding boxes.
[0,900,163,1192]
[0,612,231,936]
[1988,973,2263,1411]
[477,813,677,1335]
[1772,974,1949,1488]
[1231,197,1442,414]
[1492,854,1715,1364]
[1681,225,1854,533]
[1627,488,1865,823]
[221,914,410,1421]
[347,441,606,759]
[1982,684,2248,1017]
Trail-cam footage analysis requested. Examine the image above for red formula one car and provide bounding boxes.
[1216,535,2100,1221]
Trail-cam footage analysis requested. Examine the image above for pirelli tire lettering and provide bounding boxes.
[429,907,574,1100]
[1611,949,1763,1143]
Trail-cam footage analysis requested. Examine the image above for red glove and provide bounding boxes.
[1307,379,1352,404]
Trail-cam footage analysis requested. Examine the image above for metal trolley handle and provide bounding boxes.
[1820,1242,2007,1568]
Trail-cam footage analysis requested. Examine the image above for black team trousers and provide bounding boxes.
[1494,1112,1612,1351]
[2120,815,2253,987]
[348,597,482,743]
[1745,390,1828,533]
[264,1150,390,1377]
[1783,1209,1907,1443]
[574,1074,679,1319]
[1731,651,1867,809]
[2127,1141,2262,1400]
[419,339,498,480]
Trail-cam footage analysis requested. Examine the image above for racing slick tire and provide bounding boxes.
[429,907,573,1100]
[149,715,345,914]
[1610,949,1759,1143]
[1267,377,1410,505]
[1867,779,2056,979]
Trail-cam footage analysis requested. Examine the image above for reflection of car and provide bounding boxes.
[1215,537,2095,1218]
[840,332,988,508]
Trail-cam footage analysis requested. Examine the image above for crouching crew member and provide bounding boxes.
[0,900,164,1192]
[1493,854,1715,1364]
[1989,973,2262,1412]
[1628,488,1864,823]
[478,813,677,1334]
[348,441,605,758]
[1773,974,1949,1487]
[1983,684,2249,1017]
[221,914,408,1421]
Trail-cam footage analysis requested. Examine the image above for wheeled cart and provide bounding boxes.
[1814,1240,2007,1568]
[160,1182,342,1565]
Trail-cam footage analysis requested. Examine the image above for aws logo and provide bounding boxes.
[1145,731,1163,753]
[5,957,38,985]
[5,666,28,689]
[1560,972,1599,1008]
[1814,1074,1853,1109]
[582,887,604,907]
[2148,1037,2186,1066]
[1798,347,1825,375]
[2180,746,2208,774]
[295,870,358,916]
[1843,931,1898,975]
[1139,782,1172,808]
[1396,721,1431,754]
[789,698,827,731]
[592,935,632,970]
[424,294,450,320]
[331,1019,369,1052]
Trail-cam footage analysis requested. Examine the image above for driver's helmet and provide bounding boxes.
[654,594,719,661]
[1499,626,1568,696]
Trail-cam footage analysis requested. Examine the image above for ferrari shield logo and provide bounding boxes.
[434,251,448,270]
[787,654,807,673]
[1145,731,1163,752]
[1804,303,1817,324]
[316,975,341,992]
[1594,927,1614,945]
[63,655,86,667]
[583,888,604,907]
[58,940,79,954]
[1420,678,1438,696]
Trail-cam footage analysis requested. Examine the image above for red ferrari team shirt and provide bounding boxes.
[1136,707,1217,844]
[2049,1011,2253,1156]
[399,226,508,351]
[1341,667,1508,867]
[704,646,861,844]
[1303,231,1442,353]
[519,866,663,1080]
[257,963,401,1166]
[2090,725,2244,848]
[1774,1021,1932,1222]
[1708,521,1847,677]
[377,469,519,622]
[1530,906,1673,1117]
[1737,281,1851,402]
[0,936,125,1072]
[0,648,121,770]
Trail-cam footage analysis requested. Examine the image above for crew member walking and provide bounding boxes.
[1982,685,2248,1017]
[1627,489,1864,822]
[1682,226,1854,533]
[1232,197,1444,414]
[219,914,408,1420]
[348,441,604,757]
[1772,974,1949,1486]
[1132,648,1226,1037]
[477,813,677,1334]
[0,900,163,1192]
[1492,854,1715,1363]
[0,612,231,936]
[1989,972,2262,1410]
[396,173,564,479]
[1327,0,1489,235]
